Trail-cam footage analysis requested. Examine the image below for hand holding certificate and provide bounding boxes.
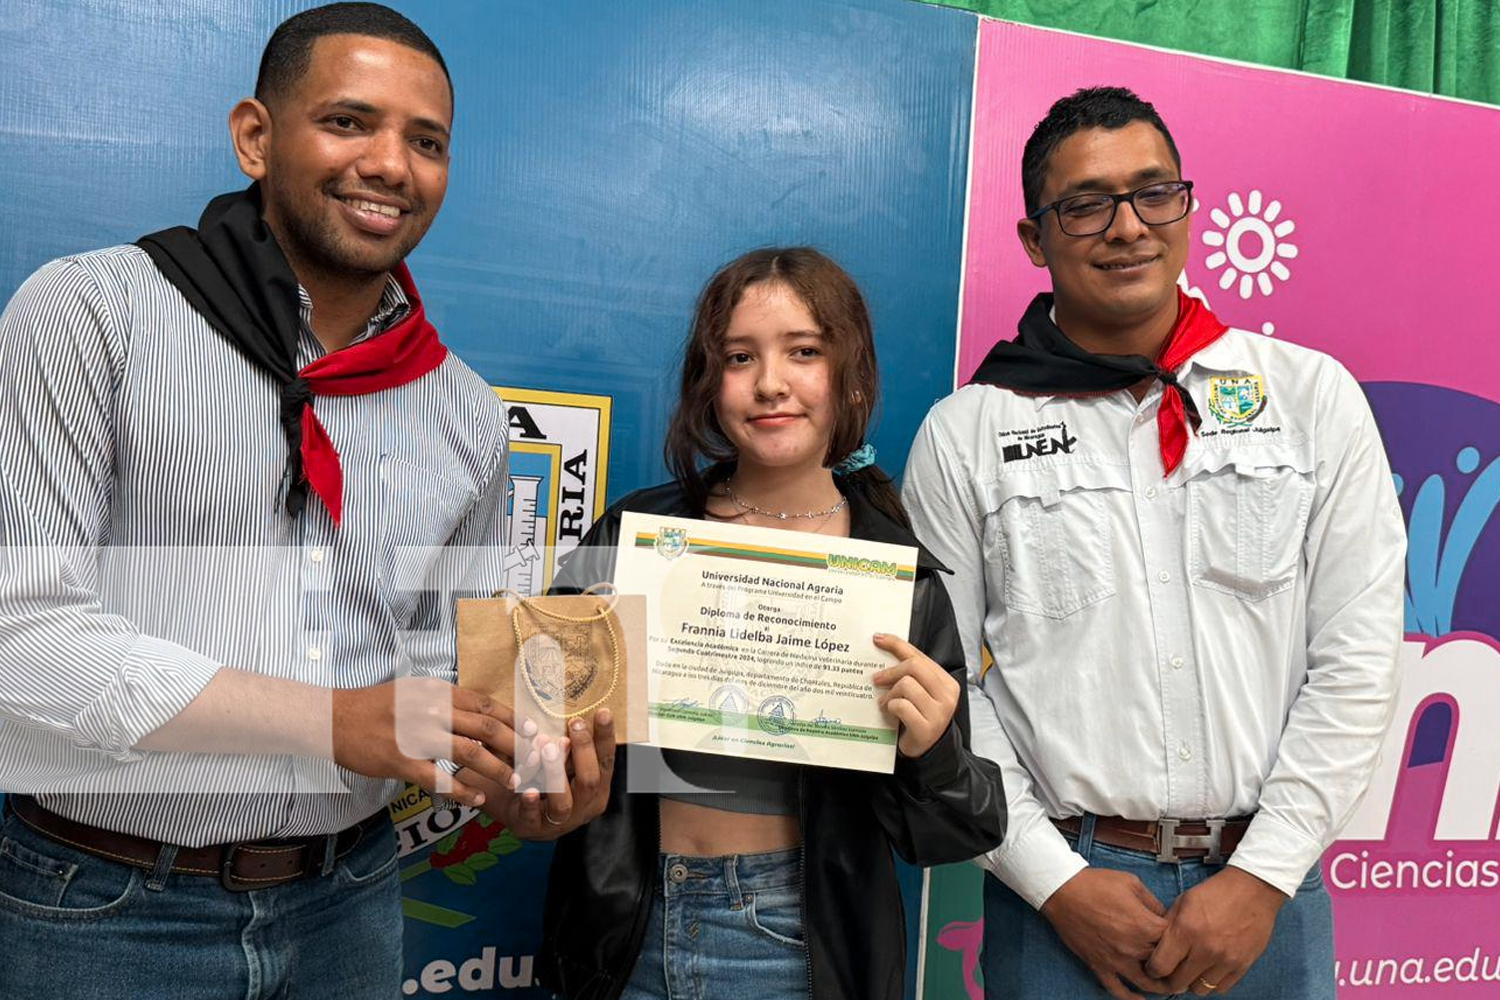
[872,633,961,760]
[614,510,920,773]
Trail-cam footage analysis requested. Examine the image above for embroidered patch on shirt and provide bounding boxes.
[1207,375,1268,425]
[999,421,1078,463]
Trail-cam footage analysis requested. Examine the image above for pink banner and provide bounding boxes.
[960,21,1500,404]
[957,20,1500,998]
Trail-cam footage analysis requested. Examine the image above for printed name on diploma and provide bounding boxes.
[678,618,851,653]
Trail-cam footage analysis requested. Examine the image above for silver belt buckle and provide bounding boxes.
[1155,818,1226,864]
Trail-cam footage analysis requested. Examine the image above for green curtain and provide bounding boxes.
[923,0,1499,107]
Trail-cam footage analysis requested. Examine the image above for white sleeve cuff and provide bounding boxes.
[978,822,1089,910]
[1228,812,1326,899]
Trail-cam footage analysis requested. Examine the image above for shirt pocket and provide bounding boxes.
[1184,442,1315,602]
[983,462,1131,620]
[378,454,479,628]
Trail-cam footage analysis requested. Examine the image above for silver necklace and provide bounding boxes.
[724,480,848,521]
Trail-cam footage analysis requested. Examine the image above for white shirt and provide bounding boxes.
[903,326,1405,905]
[0,246,509,845]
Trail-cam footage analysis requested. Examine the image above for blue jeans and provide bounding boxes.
[621,846,810,1000]
[983,815,1334,1000]
[0,804,402,1000]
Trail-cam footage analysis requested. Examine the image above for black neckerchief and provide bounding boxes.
[971,292,1198,420]
[137,185,319,516]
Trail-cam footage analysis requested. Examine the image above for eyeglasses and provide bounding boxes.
[1028,180,1194,237]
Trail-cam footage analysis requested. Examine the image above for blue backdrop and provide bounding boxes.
[0,0,975,492]
[0,1,977,996]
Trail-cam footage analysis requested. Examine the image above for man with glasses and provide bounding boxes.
[904,87,1403,998]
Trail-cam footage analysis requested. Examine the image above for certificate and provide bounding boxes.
[613,511,918,773]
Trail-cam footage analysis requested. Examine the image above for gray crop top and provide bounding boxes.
[657,749,800,816]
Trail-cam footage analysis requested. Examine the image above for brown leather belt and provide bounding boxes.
[1053,814,1252,864]
[7,794,390,892]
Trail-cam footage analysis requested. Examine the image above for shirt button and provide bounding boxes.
[309,548,325,564]
[1170,655,1185,670]
[668,863,689,884]
[307,646,322,661]
[1157,570,1171,583]
[1144,486,1158,500]
[1178,744,1193,761]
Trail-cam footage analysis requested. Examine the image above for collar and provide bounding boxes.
[1028,305,1065,408]
[1022,302,1131,411]
[370,273,413,331]
[1178,328,1247,377]
[296,272,413,348]
[1023,304,1243,409]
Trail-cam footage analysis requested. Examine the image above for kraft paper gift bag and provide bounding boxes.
[458,591,648,743]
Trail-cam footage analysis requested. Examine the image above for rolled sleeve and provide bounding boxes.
[0,258,224,766]
[71,634,221,762]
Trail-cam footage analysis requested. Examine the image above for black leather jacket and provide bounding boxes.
[537,482,1007,1000]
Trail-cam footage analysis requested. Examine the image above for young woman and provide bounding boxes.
[537,247,1006,1000]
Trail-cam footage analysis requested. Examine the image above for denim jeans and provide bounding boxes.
[621,846,810,1000]
[0,804,402,1000]
[983,815,1334,1000]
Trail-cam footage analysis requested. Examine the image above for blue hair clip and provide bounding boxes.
[833,443,876,475]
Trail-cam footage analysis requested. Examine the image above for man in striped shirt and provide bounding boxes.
[0,4,614,997]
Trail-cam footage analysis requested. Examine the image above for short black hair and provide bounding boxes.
[255,2,451,109]
[1021,86,1180,213]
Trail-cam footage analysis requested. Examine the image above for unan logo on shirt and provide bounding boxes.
[1000,421,1078,463]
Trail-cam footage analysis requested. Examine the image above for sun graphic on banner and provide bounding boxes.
[1201,190,1298,300]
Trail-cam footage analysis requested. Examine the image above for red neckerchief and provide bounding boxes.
[1154,291,1229,474]
[970,289,1228,476]
[296,263,448,524]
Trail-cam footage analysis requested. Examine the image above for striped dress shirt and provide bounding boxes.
[0,245,509,845]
